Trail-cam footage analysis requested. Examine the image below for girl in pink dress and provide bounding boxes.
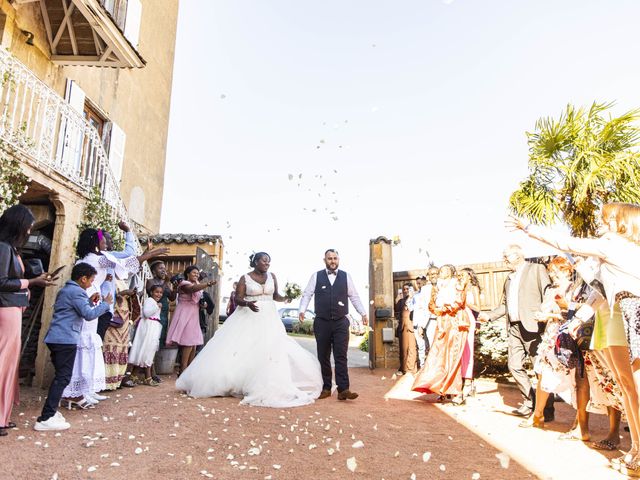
[166,266,215,375]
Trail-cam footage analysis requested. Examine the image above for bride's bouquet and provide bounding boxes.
[285,282,302,300]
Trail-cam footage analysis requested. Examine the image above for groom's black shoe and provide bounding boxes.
[318,389,331,400]
[337,390,358,401]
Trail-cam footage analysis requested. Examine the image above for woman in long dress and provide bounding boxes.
[62,228,163,408]
[176,252,322,407]
[412,264,469,401]
[165,265,215,375]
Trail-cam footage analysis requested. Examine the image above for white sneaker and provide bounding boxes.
[92,393,109,401]
[54,411,66,422]
[34,416,70,432]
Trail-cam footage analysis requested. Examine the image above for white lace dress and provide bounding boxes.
[176,273,322,407]
[63,252,140,397]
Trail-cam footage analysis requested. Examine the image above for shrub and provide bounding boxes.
[292,319,314,336]
[474,320,509,376]
[0,148,29,215]
[359,330,369,352]
[78,186,124,251]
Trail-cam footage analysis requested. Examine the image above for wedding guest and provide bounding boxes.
[0,205,54,437]
[97,223,136,340]
[128,284,164,386]
[458,268,480,400]
[412,265,469,402]
[408,275,430,367]
[198,271,215,338]
[519,257,580,429]
[424,266,440,354]
[166,265,216,375]
[63,228,163,407]
[511,203,640,473]
[34,263,112,431]
[102,282,138,390]
[395,283,417,375]
[226,281,238,316]
[146,260,176,347]
[478,245,554,420]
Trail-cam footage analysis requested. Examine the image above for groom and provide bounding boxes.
[299,249,368,400]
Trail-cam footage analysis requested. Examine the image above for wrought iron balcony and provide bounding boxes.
[0,48,149,271]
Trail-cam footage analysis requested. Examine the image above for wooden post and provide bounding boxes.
[368,236,397,370]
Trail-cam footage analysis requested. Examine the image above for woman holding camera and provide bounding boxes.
[0,205,55,436]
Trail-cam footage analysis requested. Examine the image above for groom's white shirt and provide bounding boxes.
[299,270,367,317]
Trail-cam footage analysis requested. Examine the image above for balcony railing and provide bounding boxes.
[0,48,149,275]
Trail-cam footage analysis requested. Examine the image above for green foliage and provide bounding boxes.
[78,187,124,251]
[359,330,369,352]
[474,321,509,375]
[510,102,640,236]
[0,147,29,215]
[292,319,314,336]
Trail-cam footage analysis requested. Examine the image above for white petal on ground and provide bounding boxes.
[495,452,510,469]
[440,464,446,471]
[422,452,431,462]
[346,457,358,472]
[134,447,143,454]
[352,440,364,448]
[472,473,481,480]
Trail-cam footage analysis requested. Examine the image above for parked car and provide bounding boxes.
[279,308,315,332]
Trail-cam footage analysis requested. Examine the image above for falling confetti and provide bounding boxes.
[352,440,364,449]
[346,457,357,472]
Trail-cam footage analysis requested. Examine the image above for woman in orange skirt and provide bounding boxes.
[412,264,469,402]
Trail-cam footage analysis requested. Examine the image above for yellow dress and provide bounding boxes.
[592,303,627,350]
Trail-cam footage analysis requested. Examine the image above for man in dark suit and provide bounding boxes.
[395,283,417,375]
[299,249,368,401]
[479,244,554,420]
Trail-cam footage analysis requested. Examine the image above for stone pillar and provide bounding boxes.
[34,192,85,388]
[368,236,398,369]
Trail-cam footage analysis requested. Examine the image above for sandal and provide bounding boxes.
[151,375,162,383]
[558,431,587,441]
[142,377,159,387]
[61,398,94,410]
[121,377,136,388]
[451,395,466,406]
[2,422,16,429]
[519,415,544,429]
[611,452,635,471]
[591,439,619,451]
[0,428,7,437]
[621,461,640,478]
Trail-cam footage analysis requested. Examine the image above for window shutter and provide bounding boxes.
[124,0,143,48]
[108,121,126,183]
[55,80,86,172]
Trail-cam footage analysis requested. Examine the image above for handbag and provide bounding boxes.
[575,318,594,351]
[109,312,125,329]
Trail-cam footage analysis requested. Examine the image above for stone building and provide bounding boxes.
[0,0,179,386]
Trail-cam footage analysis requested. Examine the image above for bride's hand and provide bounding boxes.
[247,301,259,312]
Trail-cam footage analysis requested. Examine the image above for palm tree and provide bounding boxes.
[510,102,640,237]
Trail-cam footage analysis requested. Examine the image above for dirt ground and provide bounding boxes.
[0,368,629,480]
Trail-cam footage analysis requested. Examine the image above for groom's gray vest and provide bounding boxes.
[314,270,349,320]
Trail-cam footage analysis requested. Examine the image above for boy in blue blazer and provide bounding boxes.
[34,263,113,431]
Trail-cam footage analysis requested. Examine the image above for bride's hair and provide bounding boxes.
[249,252,271,268]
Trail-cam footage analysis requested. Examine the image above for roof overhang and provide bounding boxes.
[15,0,145,68]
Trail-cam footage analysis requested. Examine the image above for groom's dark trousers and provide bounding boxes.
[314,316,350,392]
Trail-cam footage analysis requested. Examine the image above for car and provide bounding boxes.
[279,308,315,332]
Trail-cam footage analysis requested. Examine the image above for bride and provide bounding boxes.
[176,252,322,407]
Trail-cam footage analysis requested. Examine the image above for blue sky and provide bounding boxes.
[161,0,640,299]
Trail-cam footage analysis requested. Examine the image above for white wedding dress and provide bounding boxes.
[176,273,322,407]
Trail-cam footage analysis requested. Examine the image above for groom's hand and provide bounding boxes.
[298,312,305,323]
[362,315,369,326]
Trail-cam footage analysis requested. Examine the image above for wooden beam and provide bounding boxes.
[51,55,124,67]
[62,0,79,56]
[91,28,102,55]
[39,0,54,51]
[99,46,112,62]
[51,0,76,51]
